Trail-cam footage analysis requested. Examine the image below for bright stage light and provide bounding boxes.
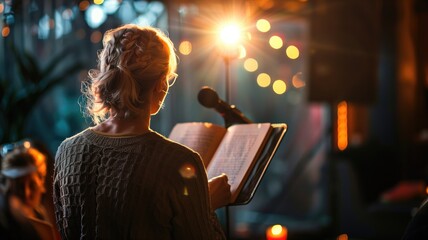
[217,22,244,59]
[218,23,242,45]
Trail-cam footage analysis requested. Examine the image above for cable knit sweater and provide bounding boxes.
[53,129,225,240]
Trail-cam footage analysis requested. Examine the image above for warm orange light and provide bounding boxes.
[22,141,31,149]
[337,233,349,240]
[256,19,271,32]
[286,45,299,59]
[243,58,258,72]
[269,35,283,49]
[179,163,196,179]
[237,45,246,59]
[292,72,305,88]
[266,224,287,240]
[273,80,286,95]
[179,40,192,55]
[49,19,55,28]
[0,3,4,13]
[337,101,348,151]
[258,0,275,10]
[94,0,104,4]
[218,23,242,45]
[217,22,244,59]
[79,1,90,11]
[257,73,271,87]
[90,31,103,44]
[2,26,10,37]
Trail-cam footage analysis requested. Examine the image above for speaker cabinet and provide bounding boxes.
[308,0,381,104]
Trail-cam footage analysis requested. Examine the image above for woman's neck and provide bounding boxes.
[92,113,151,136]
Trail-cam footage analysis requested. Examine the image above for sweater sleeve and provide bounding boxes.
[52,144,65,238]
[165,150,226,240]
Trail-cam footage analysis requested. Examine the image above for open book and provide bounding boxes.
[169,122,273,203]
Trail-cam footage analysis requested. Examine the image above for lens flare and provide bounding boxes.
[219,24,241,45]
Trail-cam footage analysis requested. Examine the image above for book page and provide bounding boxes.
[206,123,272,202]
[168,122,227,166]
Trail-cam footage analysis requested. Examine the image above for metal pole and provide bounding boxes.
[224,57,231,104]
[224,56,231,240]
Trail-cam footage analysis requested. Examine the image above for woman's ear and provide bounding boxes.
[150,78,169,115]
[154,75,168,93]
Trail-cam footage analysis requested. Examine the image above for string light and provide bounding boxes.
[273,80,286,95]
[256,19,271,32]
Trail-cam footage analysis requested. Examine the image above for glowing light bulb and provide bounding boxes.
[219,24,241,45]
[266,224,287,240]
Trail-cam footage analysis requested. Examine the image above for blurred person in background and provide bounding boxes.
[0,141,58,240]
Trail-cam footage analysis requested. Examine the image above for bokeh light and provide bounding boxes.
[62,8,74,20]
[94,0,104,5]
[243,58,258,72]
[337,233,349,240]
[179,163,196,179]
[256,19,271,32]
[85,5,107,29]
[134,12,157,26]
[118,1,137,23]
[292,72,305,88]
[103,0,121,14]
[266,224,287,239]
[133,0,149,12]
[79,1,90,11]
[273,80,286,94]
[238,45,247,59]
[0,3,5,13]
[2,26,10,37]
[271,225,284,235]
[269,35,283,49]
[148,1,165,15]
[90,31,103,44]
[179,40,192,55]
[257,73,271,87]
[38,15,50,39]
[22,141,31,149]
[286,45,299,59]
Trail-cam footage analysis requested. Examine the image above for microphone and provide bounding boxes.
[197,86,252,127]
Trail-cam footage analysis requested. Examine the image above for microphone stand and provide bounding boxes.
[224,57,231,104]
[221,44,240,239]
[223,55,231,240]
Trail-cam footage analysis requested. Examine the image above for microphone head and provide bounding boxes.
[197,86,220,108]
